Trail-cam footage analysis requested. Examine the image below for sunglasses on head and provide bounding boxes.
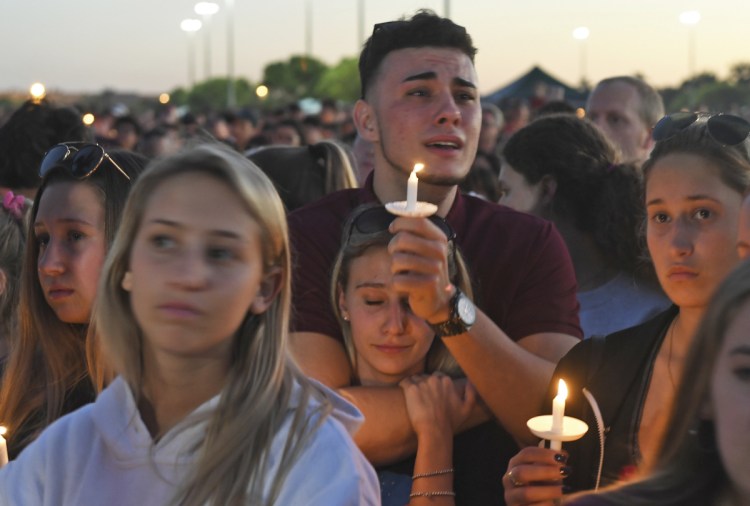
[39,142,131,180]
[652,112,750,146]
[346,205,456,245]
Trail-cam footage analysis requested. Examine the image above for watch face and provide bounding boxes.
[457,294,476,325]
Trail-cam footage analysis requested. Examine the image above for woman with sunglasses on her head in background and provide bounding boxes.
[0,143,147,460]
[503,112,750,505]
[500,114,670,339]
[0,144,379,505]
[332,203,495,506]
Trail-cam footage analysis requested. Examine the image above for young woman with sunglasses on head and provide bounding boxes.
[503,112,750,505]
[565,258,750,506]
[0,144,379,505]
[331,204,510,506]
[0,143,147,460]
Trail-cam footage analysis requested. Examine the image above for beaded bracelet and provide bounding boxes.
[409,491,456,498]
[412,468,454,480]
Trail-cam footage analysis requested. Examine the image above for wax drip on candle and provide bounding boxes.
[550,379,567,450]
[406,163,424,212]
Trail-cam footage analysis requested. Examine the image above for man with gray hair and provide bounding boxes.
[586,76,664,166]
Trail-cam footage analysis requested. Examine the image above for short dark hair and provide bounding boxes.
[358,10,477,99]
[0,100,87,190]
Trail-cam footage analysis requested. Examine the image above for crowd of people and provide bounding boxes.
[0,9,749,506]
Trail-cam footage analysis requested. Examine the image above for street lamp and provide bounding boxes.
[29,82,46,103]
[180,18,202,88]
[572,26,590,88]
[305,0,312,57]
[679,10,700,77]
[195,2,220,80]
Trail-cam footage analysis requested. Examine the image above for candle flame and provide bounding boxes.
[413,163,424,174]
[0,426,6,436]
[557,379,568,400]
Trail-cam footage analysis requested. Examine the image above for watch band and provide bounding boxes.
[428,289,475,338]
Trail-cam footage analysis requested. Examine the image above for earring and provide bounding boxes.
[121,271,133,291]
[342,313,350,322]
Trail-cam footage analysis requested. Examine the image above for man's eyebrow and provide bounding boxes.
[454,77,477,89]
[403,71,437,83]
[402,72,477,90]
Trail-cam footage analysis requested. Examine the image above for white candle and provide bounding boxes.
[406,163,424,211]
[550,379,567,450]
[0,426,8,467]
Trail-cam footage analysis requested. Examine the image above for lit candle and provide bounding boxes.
[550,379,567,450]
[406,163,424,211]
[0,426,8,467]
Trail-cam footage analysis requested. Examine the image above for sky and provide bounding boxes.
[2,0,749,97]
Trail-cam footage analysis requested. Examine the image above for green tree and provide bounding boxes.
[315,57,360,102]
[729,62,750,86]
[169,78,257,112]
[262,55,328,100]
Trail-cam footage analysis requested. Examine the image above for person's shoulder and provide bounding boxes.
[601,305,677,347]
[461,194,551,228]
[288,187,364,224]
[276,382,380,504]
[455,195,558,249]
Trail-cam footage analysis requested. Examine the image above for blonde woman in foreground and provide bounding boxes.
[0,144,379,505]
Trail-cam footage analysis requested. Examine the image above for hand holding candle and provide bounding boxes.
[0,426,8,467]
[405,163,424,212]
[550,379,567,450]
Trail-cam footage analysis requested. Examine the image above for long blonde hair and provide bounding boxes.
[331,203,473,381]
[93,143,332,505]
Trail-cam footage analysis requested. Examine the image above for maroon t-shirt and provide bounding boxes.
[289,175,582,342]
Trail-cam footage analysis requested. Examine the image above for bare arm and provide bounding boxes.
[441,314,578,445]
[402,374,475,506]
[290,331,490,465]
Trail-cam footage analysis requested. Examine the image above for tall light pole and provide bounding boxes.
[572,26,590,88]
[305,0,312,57]
[195,2,220,80]
[357,0,365,50]
[679,10,700,77]
[180,18,202,88]
[225,0,236,108]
